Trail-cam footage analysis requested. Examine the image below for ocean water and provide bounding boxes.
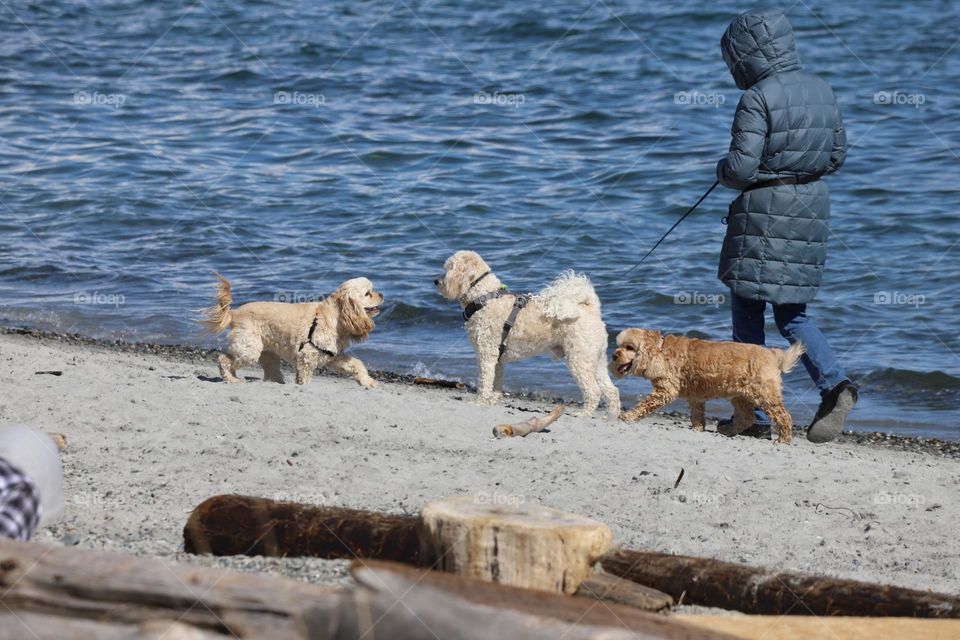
[0,1,958,440]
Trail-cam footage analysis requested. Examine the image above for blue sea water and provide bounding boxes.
[0,1,958,440]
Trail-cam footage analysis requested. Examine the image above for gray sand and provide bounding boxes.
[1,330,957,600]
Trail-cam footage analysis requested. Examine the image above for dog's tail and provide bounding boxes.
[777,342,806,373]
[201,273,233,334]
[538,270,600,322]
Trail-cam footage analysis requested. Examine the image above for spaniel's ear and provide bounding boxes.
[639,330,666,379]
[335,289,374,339]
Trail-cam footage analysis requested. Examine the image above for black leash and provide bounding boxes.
[624,180,719,276]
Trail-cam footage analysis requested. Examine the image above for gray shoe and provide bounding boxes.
[807,381,858,443]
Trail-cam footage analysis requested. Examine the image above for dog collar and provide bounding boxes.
[467,271,491,291]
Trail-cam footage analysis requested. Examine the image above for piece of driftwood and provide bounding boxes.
[47,432,68,450]
[677,614,960,640]
[33,370,62,376]
[413,376,465,389]
[493,404,565,438]
[0,539,339,638]
[418,495,611,594]
[575,570,673,612]
[0,540,729,640]
[297,561,733,640]
[0,611,138,640]
[183,494,420,562]
[0,612,230,640]
[602,549,960,618]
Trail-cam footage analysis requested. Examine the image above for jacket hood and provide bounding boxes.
[721,11,801,90]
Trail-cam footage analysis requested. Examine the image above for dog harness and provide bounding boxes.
[298,316,337,357]
[462,289,531,361]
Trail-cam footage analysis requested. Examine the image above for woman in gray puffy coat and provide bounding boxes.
[716,11,856,443]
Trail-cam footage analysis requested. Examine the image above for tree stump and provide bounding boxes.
[418,496,612,594]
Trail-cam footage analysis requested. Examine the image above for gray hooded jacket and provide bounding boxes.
[716,11,846,304]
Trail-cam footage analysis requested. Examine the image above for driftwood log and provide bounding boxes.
[0,540,726,640]
[602,549,960,618]
[677,614,960,640]
[182,497,960,619]
[418,495,611,594]
[413,376,465,389]
[338,560,728,640]
[0,538,339,638]
[183,494,419,562]
[575,570,673,612]
[0,614,226,640]
[493,404,565,438]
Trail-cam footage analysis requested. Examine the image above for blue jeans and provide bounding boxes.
[730,294,848,426]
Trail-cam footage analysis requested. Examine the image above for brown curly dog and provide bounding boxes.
[610,328,804,444]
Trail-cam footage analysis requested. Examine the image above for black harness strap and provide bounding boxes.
[461,290,531,361]
[498,294,529,360]
[463,291,503,322]
[298,316,336,357]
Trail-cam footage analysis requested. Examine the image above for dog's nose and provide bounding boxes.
[612,349,622,360]
[434,278,440,286]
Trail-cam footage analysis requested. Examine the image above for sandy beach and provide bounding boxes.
[1,328,957,602]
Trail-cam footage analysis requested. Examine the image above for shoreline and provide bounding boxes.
[4,324,958,458]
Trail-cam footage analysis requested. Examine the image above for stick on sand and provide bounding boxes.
[493,405,565,439]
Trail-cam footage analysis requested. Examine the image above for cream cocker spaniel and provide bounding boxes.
[203,274,382,387]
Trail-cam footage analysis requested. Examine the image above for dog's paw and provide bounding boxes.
[772,437,792,446]
[475,393,501,406]
[360,378,379,389]
[619,411,641,423]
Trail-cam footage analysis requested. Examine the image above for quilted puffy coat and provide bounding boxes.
[716,11,846,304]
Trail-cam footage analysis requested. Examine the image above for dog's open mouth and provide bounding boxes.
[365,306,380,316]
[615,361,633,377]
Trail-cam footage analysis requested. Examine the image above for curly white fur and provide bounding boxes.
[203,274,383,387]
[536,270,600,322]
[436,251,620,417]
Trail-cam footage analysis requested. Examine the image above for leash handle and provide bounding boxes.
[624,180,720,276]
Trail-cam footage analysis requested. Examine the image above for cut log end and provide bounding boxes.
[418,495,611,594]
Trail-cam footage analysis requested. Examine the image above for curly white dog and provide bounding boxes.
[203,274,382,387]
[436,251,620,417]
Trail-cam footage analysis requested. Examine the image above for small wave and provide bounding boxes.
[359,149,432,167]
[379,301,453,326]
[213,69,264,82]
[487,19,584,41]
[859,368,960,396]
